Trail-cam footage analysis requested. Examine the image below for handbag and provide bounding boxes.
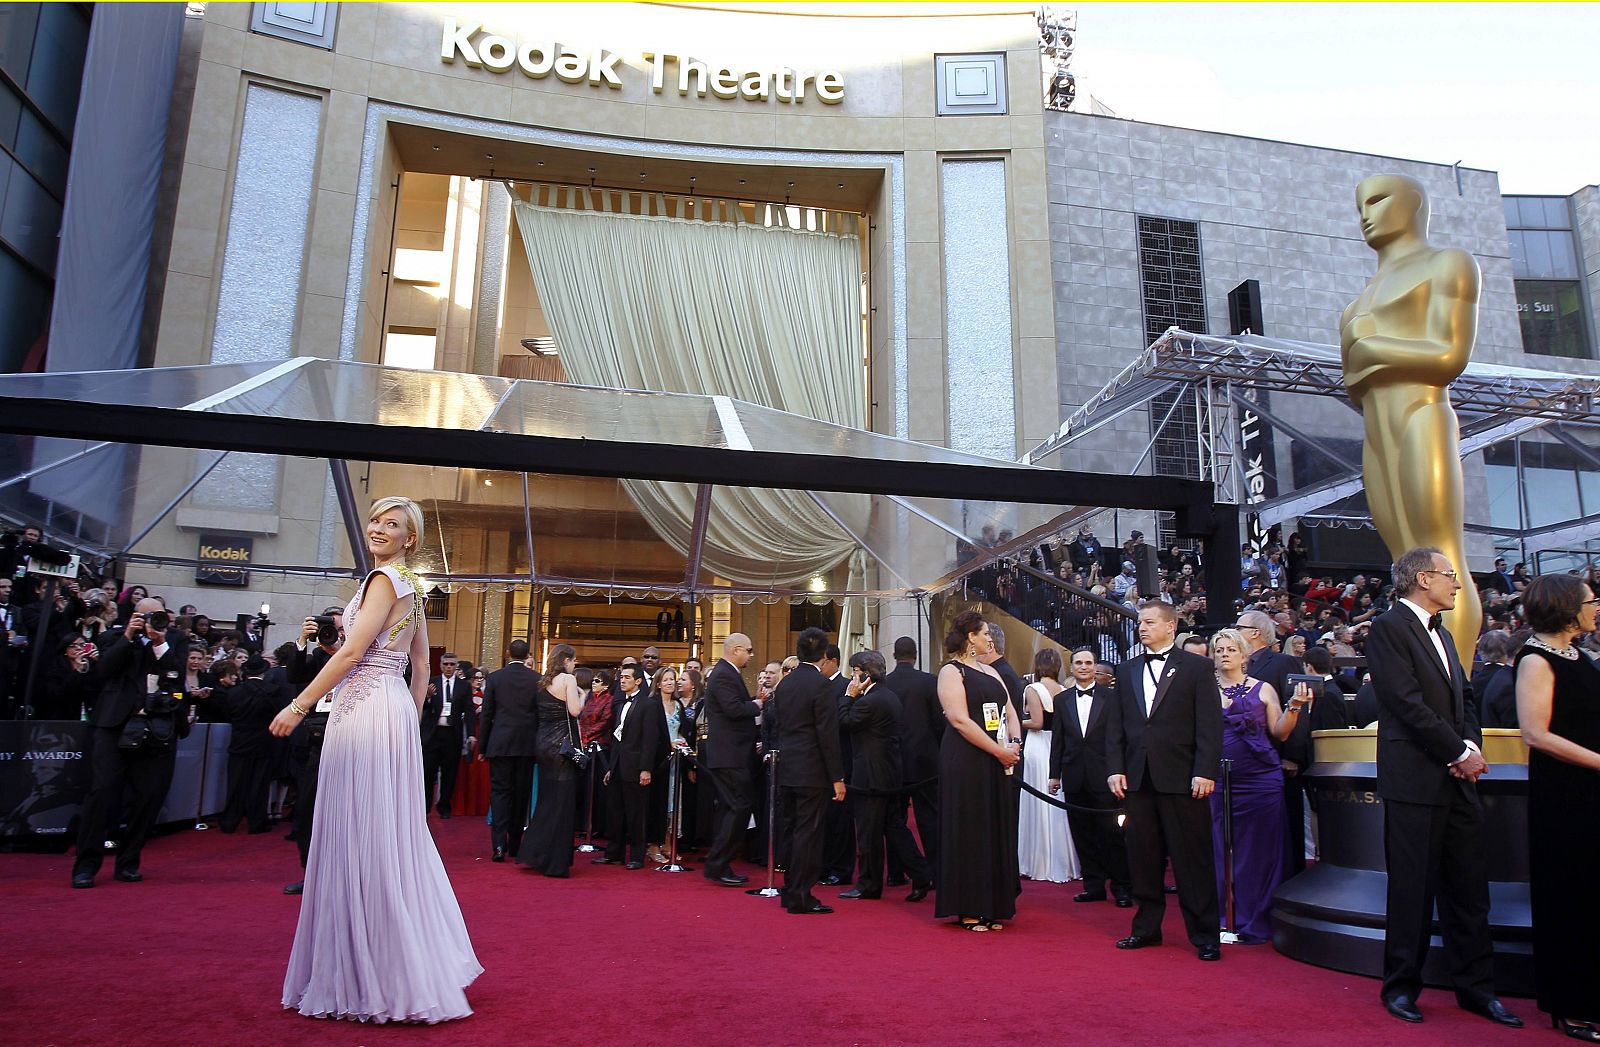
[559,711,591,770]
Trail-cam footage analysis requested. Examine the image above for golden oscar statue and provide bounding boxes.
[1341,174,1482,667]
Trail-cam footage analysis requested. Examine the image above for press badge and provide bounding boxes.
[440,701,452,717]
[982,702,1001,733]
[315,690,336,713]
[146,674,159,695]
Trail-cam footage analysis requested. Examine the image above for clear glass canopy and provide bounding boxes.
[0,360,1090,601]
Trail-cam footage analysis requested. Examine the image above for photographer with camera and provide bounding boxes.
[71,598,189,889]
[283,608,342,893]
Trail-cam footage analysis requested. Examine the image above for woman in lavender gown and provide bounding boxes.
[1207,628,1304,944]
[271,496,482,1022]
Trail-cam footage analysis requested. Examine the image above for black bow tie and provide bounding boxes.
[1076,689,1094,698]
[1427,614,1443,633]
[1145,649,1168,662]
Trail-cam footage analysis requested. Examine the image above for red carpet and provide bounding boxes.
[3,823,1537,1047]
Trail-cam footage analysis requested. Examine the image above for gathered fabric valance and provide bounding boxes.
[512,190,869,605]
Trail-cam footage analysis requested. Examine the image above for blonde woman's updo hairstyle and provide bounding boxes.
[370,496,425,557]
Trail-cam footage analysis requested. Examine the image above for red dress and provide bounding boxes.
[450,690,491,817]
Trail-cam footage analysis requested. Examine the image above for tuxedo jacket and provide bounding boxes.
[700,658,760,769]
[771,662,844,789]
[1472,662,1516,730]
[1048,682,1115,796]
[990,656,1026,721]
[1107,649,1222,794]
[839,683,903,792]
[421,673,470,743]
[1365,604,1481,806]
[88,631,186,729]
[883,663,943,784]
[1249,646,1311,763]
[610,692,667,779]
[480,662,542,759]
[225,677,283,757]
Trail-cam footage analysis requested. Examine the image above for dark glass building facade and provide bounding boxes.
[0,3,91,373]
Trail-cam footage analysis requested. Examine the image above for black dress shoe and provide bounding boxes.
[438,810,452,820]
[1163,883,1178,894]
[1114,892,1133,908]
[1115,934,1162,949]
[492,848,506,863]
[715,874,748,887]
[1074,891,1107,903]
[905,885,930,902]
[789,902,833,914]
[113,870,143,883]
[283,881,303,895]
[819,875,843,886]
[1555,1018,1600,1042]
[1383,995,1424,1024]
[839,888,880,899]
[625,860,645,870]
[71,873,94,889]
[1197,945,1222,961]
[591,856,623,865]
[1459,997,1522,1028]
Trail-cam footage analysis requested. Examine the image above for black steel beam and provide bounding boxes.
[0,397,1212,511]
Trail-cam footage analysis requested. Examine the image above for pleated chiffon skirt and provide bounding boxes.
[283,650,483,1023]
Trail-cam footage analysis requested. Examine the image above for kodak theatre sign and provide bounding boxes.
[441,19,845,104]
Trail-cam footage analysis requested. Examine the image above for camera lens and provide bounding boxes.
[149,611,171,631]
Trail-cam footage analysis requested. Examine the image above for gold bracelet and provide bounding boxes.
[287,700,309,717]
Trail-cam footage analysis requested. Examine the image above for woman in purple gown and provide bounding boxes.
[270,496,482,1023]
[1207,628,1306,943]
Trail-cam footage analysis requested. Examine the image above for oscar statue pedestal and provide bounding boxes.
[1270,729,1532,994]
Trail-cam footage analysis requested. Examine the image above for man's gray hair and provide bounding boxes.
[986,623,1006,656]
[1476,629,1516,663]
[848,649,887,683]
[1237,610,1275,645]
[1392,546,1444,596]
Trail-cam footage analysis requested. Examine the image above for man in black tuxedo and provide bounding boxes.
[283,608,342,893]
[770,627,846,914]
[71,599,187,888]
[597,664,665,869]
[820,643,856,886]
[1049,646,1130,907]
[1367,547,1520,1027]
[884,636,942,877]
[420,652,468,818]
[700,632,762,886]
[478,639,541,862]
[839,650,931,901]
[1106,599,1223,960]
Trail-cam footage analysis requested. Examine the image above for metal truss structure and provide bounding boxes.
[1024,328,1600,558]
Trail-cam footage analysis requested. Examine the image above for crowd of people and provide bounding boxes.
[8,507,1600,1035]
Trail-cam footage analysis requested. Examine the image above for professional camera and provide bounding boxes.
[148,610,172,632]
[313,614,339,646]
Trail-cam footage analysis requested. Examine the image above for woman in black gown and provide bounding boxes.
[518,644,585,877]
[1514,574,1600,1042]
[934,610,1022,931]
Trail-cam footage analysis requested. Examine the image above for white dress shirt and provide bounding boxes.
[1139,646,1173,717]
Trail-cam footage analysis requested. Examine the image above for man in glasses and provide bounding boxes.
[1366,547,1519,1029]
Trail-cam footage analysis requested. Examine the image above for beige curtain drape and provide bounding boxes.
[512,192,871,644]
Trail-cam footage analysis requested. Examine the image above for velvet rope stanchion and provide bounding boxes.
[657,746,692,874]
[1218,758,1240,946]
[576,743,602,853]
[746,749,782,898]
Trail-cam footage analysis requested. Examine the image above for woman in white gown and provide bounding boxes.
[1017,648,1079,883]
[270,496,482,1023]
